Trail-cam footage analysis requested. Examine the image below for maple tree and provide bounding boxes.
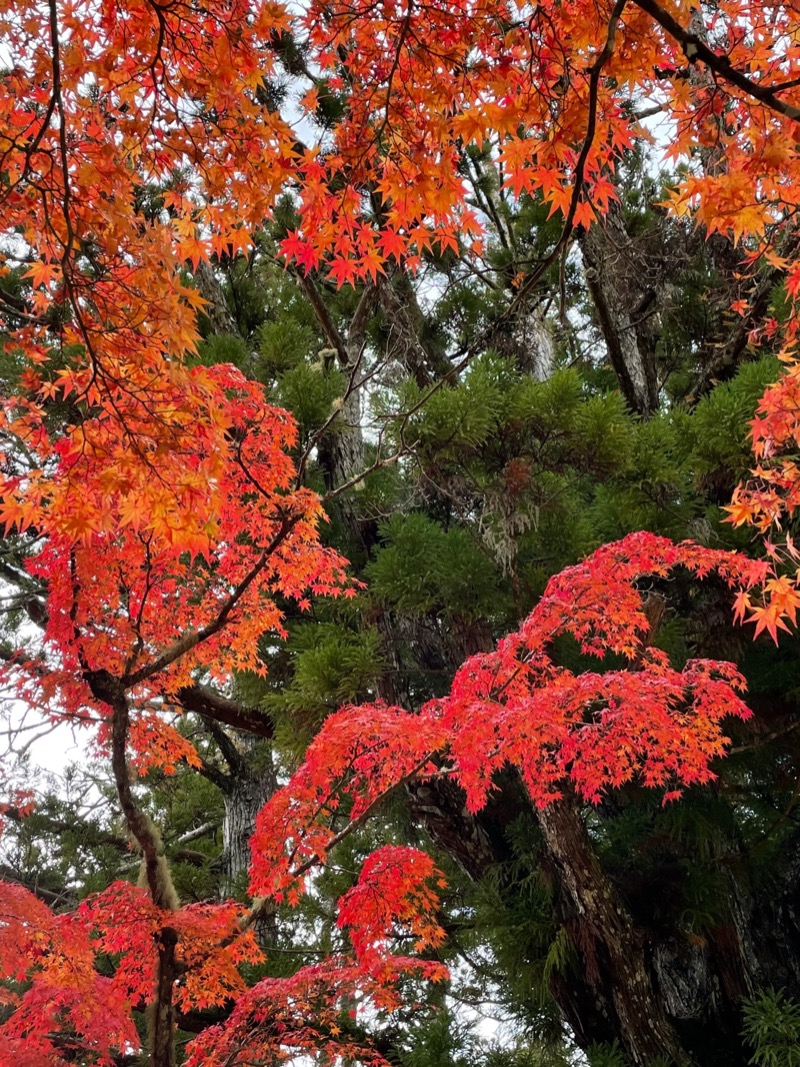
[3,0,800,1064]
[0,532,765,1066]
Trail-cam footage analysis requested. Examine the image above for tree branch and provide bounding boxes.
[633,0,800,122]
[295,271,349,366]
[124,515,298,688]
[507,0,628,315]
[175,684,274,739]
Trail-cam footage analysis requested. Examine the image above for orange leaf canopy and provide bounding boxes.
[1,361,349,763]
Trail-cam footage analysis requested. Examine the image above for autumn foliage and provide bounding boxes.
[3,0,800,1062]
[2,360,349,760]
[0,532,765,1063]
[251,533,764,898]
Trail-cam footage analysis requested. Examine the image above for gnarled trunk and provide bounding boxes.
[496,299,556,382]
[221,740,276,894]
[537,794,693,1066]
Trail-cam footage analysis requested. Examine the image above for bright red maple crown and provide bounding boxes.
[1,361,350,771]
[250,533,765,909]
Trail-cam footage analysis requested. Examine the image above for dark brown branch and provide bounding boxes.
[90,670,179,1067]
[89,671,175,907]
[191,751,231,791]
[506,0,628,315]
[175,684,274,739]
[295,272,349,366]
[197,714,245,780]
[633,0,800,122]
[48,0,74,265]
[0,864,76,907]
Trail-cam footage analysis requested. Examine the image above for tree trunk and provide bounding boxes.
[150,927,178,1067]
[496,299,556,382]
[537,793,693,1066]
[194,259,240,337]
[378,271,453,386]
[581,201,660,417]
[221,740,277,895]
[92,672,182,1067]
[218,736,279,949]
[306,279,375,548]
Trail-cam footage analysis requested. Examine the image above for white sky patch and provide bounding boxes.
[1,697,91,776]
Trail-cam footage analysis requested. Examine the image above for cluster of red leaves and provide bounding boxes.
[184,954,447,1067]
[252,532,764,902]
[78,883,263,1013]
[337,846,448,979]
[0,880,263,1065]
[442,534,764,809]
[249,704,446,900]
[0,854,449,1065]
[0,882,139,1065]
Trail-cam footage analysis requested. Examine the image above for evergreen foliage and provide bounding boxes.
[742,989,800,1067]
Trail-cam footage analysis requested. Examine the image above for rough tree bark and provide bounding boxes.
[298,274,377,547]
[378,271,454,387]
[537,793,693,1066]
[581,200,661,417]
[220,737,276,895]
[193,259,241,338]
[495,296,556,382]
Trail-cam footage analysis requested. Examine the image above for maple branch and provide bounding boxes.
[506,0,628,316]
[633,0,800,122]
[374,0,413,142]
[175,684,274,740]
[92,671,180,1067]
[47,0,74,266]
[93,672,177,908]
[124,514,299,688]
[300,758,434,868]
[241,751,440,934]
